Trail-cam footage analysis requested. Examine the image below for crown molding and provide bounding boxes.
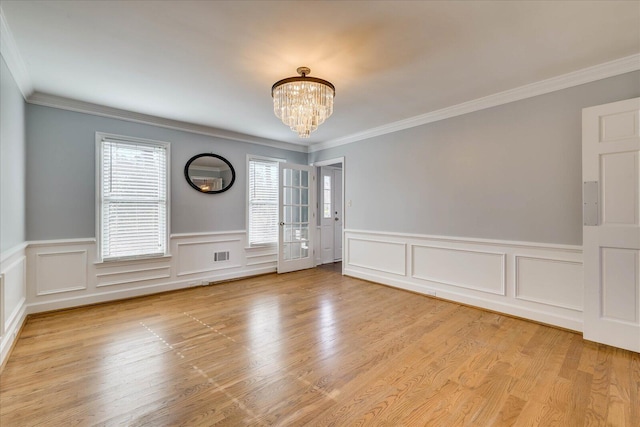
[27,92,308,153]
[0,7,33,98]
[310,54,640,152]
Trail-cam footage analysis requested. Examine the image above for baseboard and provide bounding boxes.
[344,268,582,332]
[0,300,27,371]
[0,242,28,369]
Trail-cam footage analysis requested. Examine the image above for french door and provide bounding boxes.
[583,97,640,352]
[277,163,316,273]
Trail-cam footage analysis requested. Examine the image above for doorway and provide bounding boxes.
[314,157,345,267]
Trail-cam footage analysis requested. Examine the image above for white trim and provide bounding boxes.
[96,266,172,288]
[345,228,582,253]
[345,268,583,332]
[0,242,28,263]
[514,255,583,312]
[24,267,275,314]
[0,243,27,368]
[176,263,243,277]
[312,157,345,167]
[347,238,407,276]
[95,265,171,278]
[310,54,640,152]
[15,54,638,154]
[2,256,26,324]
[35,250,88,296]
[344,229,584,332]
[27,238,96,248]
[312,157,346,268]
[0,300,26,367]
[176,238,242,246]
[0,8,33,98]
[27,92,307,153]
[410,244,507,296]
[93,254,172,268]
[171,230,246,239]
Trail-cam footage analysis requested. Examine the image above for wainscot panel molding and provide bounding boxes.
[347,238,406,276]
[175,238,243,276]
[344,229,584,331]
[35,249,88,295]
[23,231,278,313]
[0,243,28,368]
[515,256,583,311]
[411,245,506,295]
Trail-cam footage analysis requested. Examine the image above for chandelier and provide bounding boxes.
[272,67,335,138]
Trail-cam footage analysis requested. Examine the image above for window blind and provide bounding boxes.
[248,158,279,245]
[100,138,168,261]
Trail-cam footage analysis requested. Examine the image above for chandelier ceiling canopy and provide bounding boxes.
[272,67,335,138]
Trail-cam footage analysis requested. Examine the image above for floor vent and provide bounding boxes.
[214,251,229,262]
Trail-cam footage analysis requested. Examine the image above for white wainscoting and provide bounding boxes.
[35,249,88,295]
[348,238,406,275]
[22,231,277,316]
[0,243,28,367]
[344,229,584,331]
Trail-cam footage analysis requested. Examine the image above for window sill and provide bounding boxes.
[94,254,172,268]
[245,243,277,252]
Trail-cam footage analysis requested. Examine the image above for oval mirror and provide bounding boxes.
[184,153,236,194]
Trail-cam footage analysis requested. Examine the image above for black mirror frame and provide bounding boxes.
[184,153,236,194]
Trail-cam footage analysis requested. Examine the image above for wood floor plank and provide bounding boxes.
[1,266,638,426]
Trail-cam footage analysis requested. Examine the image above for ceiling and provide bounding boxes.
[2,1,639,148]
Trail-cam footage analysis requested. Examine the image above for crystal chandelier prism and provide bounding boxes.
[272,67,335,138]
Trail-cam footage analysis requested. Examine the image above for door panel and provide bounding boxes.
[583,97,640,352]
[600,151,638,225]
[278,163,315,273]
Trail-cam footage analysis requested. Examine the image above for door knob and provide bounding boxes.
[334,217,339,221]
[279,222,285,226]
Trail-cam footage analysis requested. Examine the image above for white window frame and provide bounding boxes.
[95,132,171,262]
[246,154,285,248]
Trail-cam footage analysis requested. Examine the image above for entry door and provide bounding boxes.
[583,97,640,352]
[320,167,343,263]
[278,163,315,273]
[333,169,343,261]
[320,167,335,264]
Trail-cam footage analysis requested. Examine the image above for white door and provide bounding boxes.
[320,167,343,264]
[333,169,343,261]
[320,167,334,264]
[583,97,640,352]
[278,163,315,273]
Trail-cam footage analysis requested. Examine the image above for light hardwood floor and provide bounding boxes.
[1,266,638,426]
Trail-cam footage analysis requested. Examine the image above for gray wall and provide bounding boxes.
[0,55,26,252]
[26,105,306,240]
[310,71,640,245]
[21,71,640,245]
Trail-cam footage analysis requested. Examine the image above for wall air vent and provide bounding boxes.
[214,251,230,262]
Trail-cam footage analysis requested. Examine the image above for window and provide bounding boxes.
[248,156,281,245]
[323,175,332,218]
[97,134,169,261]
